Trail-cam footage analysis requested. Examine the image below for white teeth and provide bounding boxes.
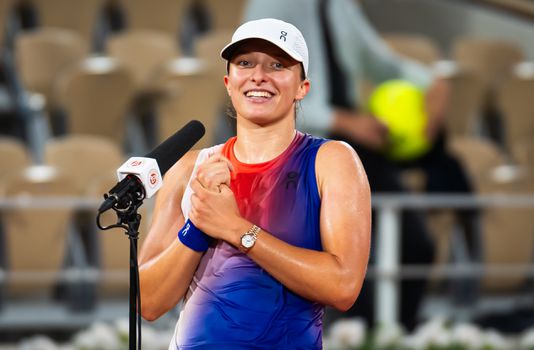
[246,90,272,98]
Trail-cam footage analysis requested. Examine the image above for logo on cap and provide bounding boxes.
[280,31,287,42]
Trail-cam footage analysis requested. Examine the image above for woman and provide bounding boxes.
[138,18,371,349]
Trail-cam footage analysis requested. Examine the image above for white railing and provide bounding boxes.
[372,193,534,325]
[0,196,101,210]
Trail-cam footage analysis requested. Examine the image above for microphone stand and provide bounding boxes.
[97,188,145,350]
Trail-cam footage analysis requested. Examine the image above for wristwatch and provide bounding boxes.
[240,225,261,252]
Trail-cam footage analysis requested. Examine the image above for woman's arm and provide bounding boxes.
[189,141,371,311]
[138,150,203,321]
[139,150,233,321]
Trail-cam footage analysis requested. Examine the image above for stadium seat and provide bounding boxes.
[452,37,525,143]
[54,56,134,149]
[496,63,534,163]
[106,29,179,96]
[0,137,31,182]
[193,29,232,115]
[447,135,508,193]
[203,0,246,31]
[14,27,89,109]
[152,58,225,149]
[382,32,442,65]
[44,134,124,194]
[29,0,106,46]
[0,165,85,308]
[448,135,534,292]
[44,134,125,299]
[13,28,89,161]
[194,29,232,72]
[481,171,534,292]
[452,37,524,93]
[117,0,190,38]
[434,62,486,138]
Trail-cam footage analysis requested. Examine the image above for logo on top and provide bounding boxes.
[285,171,299,189]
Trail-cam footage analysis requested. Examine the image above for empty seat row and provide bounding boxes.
[12,33,224,160]
[0,0,245,51]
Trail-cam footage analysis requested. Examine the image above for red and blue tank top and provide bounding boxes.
[171,131,329,349]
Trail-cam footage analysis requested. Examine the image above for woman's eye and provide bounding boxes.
[238,60,251,67]
[272,62,284,70]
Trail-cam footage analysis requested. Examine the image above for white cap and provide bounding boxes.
[220,18,309,77]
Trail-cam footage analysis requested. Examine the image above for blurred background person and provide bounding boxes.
[245,0,478,331]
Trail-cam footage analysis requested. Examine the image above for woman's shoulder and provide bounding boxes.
[315,140,370,200]
[319,139,355,152]
[163,149,202,189]
[316,140,367,179]
[296,133,356,161]
[166,144,226,180]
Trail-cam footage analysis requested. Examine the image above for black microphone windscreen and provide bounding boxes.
[145,120,205,175]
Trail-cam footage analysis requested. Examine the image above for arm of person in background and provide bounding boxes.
[331,109,390,150]
[424,77,450,140]
[296,90,390,151]
[138,151,232,321]
[188,141,372,311]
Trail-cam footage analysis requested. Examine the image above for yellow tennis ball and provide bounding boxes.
[368,80,431,161]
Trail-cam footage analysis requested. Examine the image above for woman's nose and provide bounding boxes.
[250,64,268,83]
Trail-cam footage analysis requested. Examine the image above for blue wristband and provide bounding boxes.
[177,219,211,252]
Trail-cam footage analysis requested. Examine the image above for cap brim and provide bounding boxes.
[220,37,303,65]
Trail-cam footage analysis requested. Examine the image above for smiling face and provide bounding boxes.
[223,39,310,126]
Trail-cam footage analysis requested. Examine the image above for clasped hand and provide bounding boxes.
[188,154,242,241]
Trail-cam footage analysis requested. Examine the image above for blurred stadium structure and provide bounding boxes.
[1,0,534,345]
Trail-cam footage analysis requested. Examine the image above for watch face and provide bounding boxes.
[241,234,255,249]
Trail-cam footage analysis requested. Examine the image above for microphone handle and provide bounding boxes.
[98,175,144,213]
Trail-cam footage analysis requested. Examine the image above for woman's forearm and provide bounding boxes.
[139,239,202,321]
[226,219,367,311]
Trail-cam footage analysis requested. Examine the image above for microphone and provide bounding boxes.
[98,120,205,213]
